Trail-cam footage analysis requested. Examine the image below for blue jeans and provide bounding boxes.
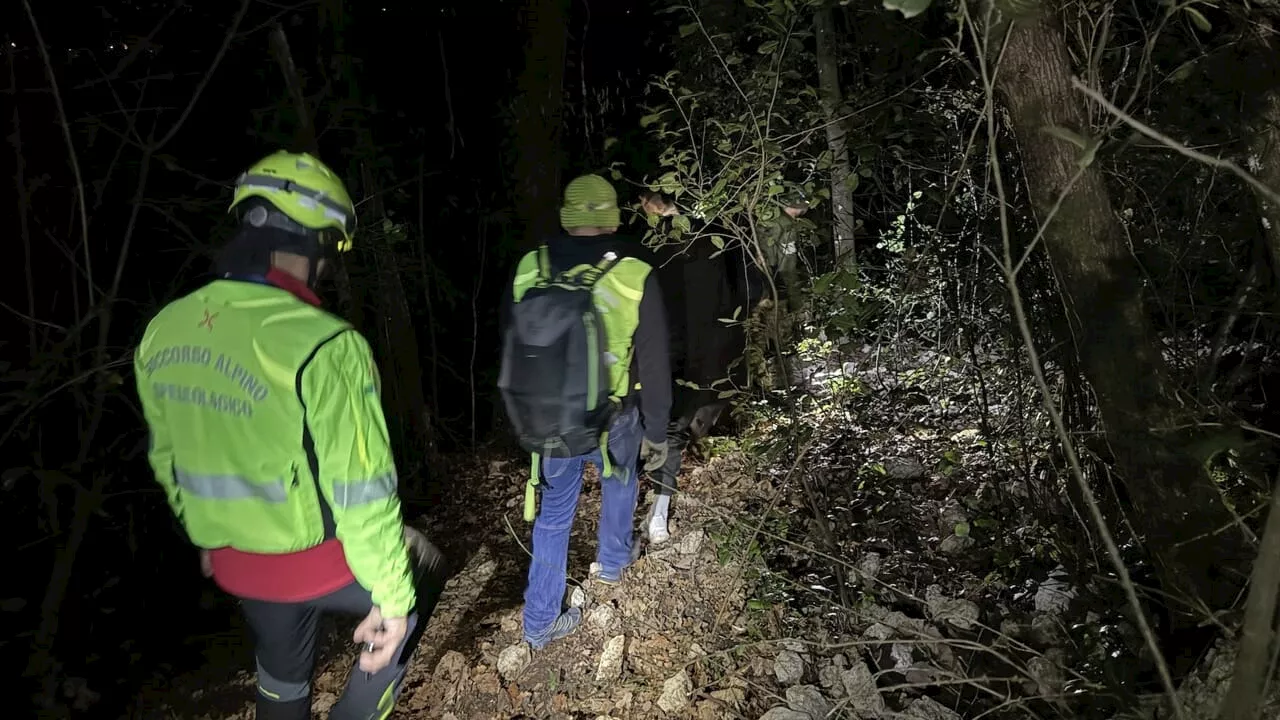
[523,408,643,637]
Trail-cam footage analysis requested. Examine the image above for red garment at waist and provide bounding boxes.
[209,539,356,602]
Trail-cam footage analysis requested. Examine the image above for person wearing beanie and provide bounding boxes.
[499,173,672,649]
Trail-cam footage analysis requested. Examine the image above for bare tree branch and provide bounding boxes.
[22,0,93,308]
[1072,76,1280,206]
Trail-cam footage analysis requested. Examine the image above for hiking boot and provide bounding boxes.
[590,562,624,586]
[591,539,642,586]
[524,607,583,649]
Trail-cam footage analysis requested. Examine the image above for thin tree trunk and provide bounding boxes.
[416,155,441,417]
[814,4,856,263]
[1245,19,1280,281]
[993,5,1245,617]
[513,0,569,247]
[1218,475,1280,720]
[269,26,317,154]
[361,165,433,475]
[8,41,38,358]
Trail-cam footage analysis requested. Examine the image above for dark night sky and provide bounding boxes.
[1,0,670,350]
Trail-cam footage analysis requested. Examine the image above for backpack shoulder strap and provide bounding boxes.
[535,244,552,282]
[577,252,622,288]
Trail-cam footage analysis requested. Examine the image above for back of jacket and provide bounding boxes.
[134,279,350,552]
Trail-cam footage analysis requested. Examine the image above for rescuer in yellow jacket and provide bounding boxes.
[134,150,444,720]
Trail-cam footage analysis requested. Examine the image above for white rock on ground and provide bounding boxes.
[757,707,808,717]
[857,552,882,588]
[904,695,962,719]
[785,685,833,719]
[780,638,808,654]
[1026,648,1065,695]
[841,660,885,715]
[1033,567,1076,614]
[937,504,969,536]
[596,634,626,683]
[924,584,980,630]
[711,687,746,709]
[657,670,692,714]
[496,643,531,682]
[1029,613,1061,645]
[774,650,806,685]
[938,534,975,555]
[890,643,914,669]
[588,604,616,630]
[678,529,705,555]
[817,662,845,697]
[759,708,812,720]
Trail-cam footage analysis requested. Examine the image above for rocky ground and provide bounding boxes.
[137,440,1008,720]
[134,341,1269,719]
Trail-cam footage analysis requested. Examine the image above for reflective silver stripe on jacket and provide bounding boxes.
[175,469,287,503]
[330,473,397,509]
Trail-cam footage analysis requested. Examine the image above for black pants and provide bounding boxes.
[650,398,728,497]
[239,537,447,720]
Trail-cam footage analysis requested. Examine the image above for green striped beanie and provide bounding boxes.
[559,174,620,230]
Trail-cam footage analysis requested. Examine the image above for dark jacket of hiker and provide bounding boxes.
[650,229,765,425]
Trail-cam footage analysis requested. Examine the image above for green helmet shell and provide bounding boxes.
[229,151,357,251]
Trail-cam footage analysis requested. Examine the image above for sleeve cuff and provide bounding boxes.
[375,587,416,619]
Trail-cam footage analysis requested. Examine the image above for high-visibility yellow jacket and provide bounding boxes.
[134,278,415,617]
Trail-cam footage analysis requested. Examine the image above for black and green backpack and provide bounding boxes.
[499,246,622,492]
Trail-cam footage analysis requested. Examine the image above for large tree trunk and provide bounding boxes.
[994,6,1246,618]
[513,0,569,247]
[814,4,856,263]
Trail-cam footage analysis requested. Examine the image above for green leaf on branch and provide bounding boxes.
[657,172,681,194]
[710,235,725,250]
[883,0,933,19]
[757,40,779,55]
[678,22,699,38]
[640,112,665,128]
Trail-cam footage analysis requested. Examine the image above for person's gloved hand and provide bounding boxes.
[640,437,669,472]
[354,605,408,674]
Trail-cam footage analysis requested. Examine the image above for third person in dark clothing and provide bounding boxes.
[639,193,765,543]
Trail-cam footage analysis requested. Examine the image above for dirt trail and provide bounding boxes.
[140,451,794,720]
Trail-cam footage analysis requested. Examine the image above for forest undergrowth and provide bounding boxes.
[124,324,1232,720]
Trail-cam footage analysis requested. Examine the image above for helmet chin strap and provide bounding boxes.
[243,203,327,289]
[305,243,321,289]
